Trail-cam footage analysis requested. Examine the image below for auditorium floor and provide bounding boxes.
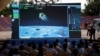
[0,31,12,39]
[0,30,100,40]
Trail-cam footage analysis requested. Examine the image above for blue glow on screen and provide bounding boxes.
[19,26,69,39]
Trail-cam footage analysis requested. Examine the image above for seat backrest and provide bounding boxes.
[58,52,69,56]
[29,50,38,56]
[45,52,53,56]
[19,50,29,56]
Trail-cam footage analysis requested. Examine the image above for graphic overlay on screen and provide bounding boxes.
[12,3,19,19]
[19,5,69,38]
[13,10,19,19]
[68,6,81,31]
[67,4,81,38]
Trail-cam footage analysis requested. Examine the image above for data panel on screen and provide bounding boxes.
[12,10,19,19]
[19,5,69,39]
[11,3,19,19]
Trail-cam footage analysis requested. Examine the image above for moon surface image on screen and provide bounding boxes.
[39,12,48,22]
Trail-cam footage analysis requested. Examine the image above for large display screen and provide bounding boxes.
[19,5,69,38]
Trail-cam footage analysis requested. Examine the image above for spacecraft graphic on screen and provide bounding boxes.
[39,12,48,22]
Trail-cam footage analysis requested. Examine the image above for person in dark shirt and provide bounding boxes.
[87,25,91,36]
[89,26,96,40]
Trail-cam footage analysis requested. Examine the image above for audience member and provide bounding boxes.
[70,40,78,56]
[37,43,44,56]
[47,44,58,55]
[91,43,99,56]
[77,43,87,56]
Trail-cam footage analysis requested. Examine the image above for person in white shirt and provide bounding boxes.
[77,44,87,56]
[47,44,58,55]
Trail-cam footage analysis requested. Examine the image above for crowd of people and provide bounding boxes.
[0,39,99,56]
